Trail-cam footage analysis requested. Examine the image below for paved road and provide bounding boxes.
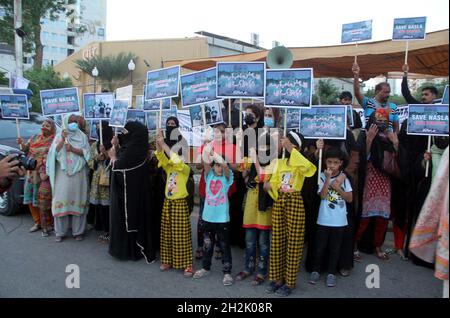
[0,207,443,298]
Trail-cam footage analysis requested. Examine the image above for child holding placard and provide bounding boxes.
[155,128,193,277]
[264,131,317,297]
[193,143,234,285]
[309,147,353,287]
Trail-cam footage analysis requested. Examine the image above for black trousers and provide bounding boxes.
[202,221,232,274]
[312,225,346,275]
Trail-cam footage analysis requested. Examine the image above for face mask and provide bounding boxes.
[245,114,255,126]
[166,126,177,140]
[67,122,78,132]
[264,118,274,127]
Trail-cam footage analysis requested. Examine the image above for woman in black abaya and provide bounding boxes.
[108,121,156,262]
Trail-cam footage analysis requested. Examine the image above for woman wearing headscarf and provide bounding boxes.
[354,108,400,260]
[88,121,114,243]
[108,121,156,263]
[46,114,91,242]
[17,118,56,236]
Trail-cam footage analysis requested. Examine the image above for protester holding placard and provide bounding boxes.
[264,107,281,128]
[264,131,316,297]
[88,122,114,243]
[195,123,237,260]
[193,144,234,286]
[155,123,193,277]
[108,121,156,263]
[352,62,400,132]
[46,114,91,242]
[401,64,438,105]
[354,109,400,261]
[17,118,56,236]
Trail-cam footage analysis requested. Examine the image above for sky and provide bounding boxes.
[106,0,449,48]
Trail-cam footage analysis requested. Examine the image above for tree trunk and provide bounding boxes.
[33,22,43,69]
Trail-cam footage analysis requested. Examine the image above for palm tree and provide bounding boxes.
[75,52,137,91]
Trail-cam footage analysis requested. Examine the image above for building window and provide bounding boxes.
[67,36,75,45]
[68,48,75,56]
[97,28,105,37]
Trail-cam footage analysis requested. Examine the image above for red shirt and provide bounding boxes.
[199,140,237,198]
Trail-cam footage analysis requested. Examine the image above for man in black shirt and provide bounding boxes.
[401,64,438,104]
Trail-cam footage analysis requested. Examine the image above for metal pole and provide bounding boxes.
[14,0,23,77]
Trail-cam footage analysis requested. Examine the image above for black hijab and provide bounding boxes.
[114,121,149,169]
[164,116,187,156]
[366,112,396,171]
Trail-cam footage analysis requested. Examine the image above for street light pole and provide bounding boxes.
[13,0,23,77]
[128,59,135,106]
[92,66,101,145]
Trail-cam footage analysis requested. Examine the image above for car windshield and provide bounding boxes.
[0,118,43,139]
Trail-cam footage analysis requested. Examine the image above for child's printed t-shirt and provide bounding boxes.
[202,170,234,223]
[268,148,317,201]
[155,150,190,200]
[317,172,352,227]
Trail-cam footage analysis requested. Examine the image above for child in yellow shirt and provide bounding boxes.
[265,131,317,296]
[155,128,193,277]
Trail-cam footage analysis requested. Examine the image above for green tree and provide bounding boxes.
[0,0,79,69]
[74,53,138,92]
[0,71,8,86]
[312,79,339,105]
[24,66,72,112]
[364,88,407,105]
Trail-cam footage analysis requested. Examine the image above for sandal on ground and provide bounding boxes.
[193,268,210,279]
[55,236,63,242]
[397,250,409,261]
[184,265,194,278]
[160,264,172,272]
[385,248,397,255]
[251,275,265,286]
[235,271,251,281]
[376,251,390,261]
[353,250,362,262]
[74,235,84,241]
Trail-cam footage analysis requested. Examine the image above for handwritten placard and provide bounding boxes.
[341,20,373,43]
[145,106,178,131]
[0,94,29,119]
[40,87,80,116]
[300,106,348,139]
[181,67,221,107]
[265,68,313,108]
[217,62,265,98]
[407,104,449,136]
[145,66,180,101]
[392,17,427,41]
[126,109,146,126]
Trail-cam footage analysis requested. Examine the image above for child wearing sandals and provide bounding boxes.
[309,147,353,287]
[193,143,234,285]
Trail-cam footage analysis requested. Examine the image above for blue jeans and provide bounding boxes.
[244,228,270,277]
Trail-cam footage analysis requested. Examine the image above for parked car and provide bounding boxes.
[0,113,50,216]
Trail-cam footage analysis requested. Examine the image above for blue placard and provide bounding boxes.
[341,20,373,44]
[217,62,265,98]
[109,99,129,128]
[40,87,80,116]
[265,68,313,108]
[83,93,114,119]
[126,109,146,126]
[89,120,99,140]
[0,94,29,119]
[181,67,221,107]
[407,104,449,136]
[300,106,348,140]
[143,98,171,112]
[145,66,180,101]
[282,108,301,129]
[442,85,449,104]
[145,106,178,131]
[189,101,224,127]
[393,17,427,41]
